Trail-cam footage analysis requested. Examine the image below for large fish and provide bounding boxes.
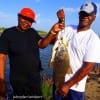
[49,36,73,88]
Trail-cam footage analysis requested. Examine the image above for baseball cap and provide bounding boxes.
[80,2,97,15]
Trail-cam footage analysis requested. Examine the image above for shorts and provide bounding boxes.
[54,89,85,100]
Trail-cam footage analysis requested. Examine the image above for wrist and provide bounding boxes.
[65,80,74,88]
[50,30,57,35]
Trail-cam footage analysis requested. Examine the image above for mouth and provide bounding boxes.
[80,18,89,24]
[20,23,30,31]
[80,17,88,21]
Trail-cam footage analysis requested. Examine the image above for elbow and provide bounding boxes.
[39,45,46,49]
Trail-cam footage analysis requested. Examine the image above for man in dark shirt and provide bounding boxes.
[0,7,60,99]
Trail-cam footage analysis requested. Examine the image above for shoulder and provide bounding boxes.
[65,25,77,31]
[4,26,16,32]
[86,29,100,53]
[82,29,100,63]
[63,25,77,35]
[29,28,42,40]
[28,28,41,37]
[2,26,16,35]
[28,28,38,34]
[0,27,16,38]
[88,29,100,43]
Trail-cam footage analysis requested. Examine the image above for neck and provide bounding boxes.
[16,26,25,32]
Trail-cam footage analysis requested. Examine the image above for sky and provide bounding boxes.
[0,0,100,35]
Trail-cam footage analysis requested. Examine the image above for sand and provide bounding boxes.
[85,71,100,100]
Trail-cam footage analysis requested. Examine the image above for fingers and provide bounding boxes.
[59,22,65,29]
[57,9,65,20]
[50,22,65,35]
[54,23,64,32]
[58,89,67,97]
[57,84,69,97]
[57,87,64,95]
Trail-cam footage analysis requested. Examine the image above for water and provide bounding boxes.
[39,44,53,78]
[5,44,53,98]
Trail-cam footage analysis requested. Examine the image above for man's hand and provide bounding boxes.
[58,82,70,96]
[50,9,65,34]
[50,22,65,35]
[0,79,7,98]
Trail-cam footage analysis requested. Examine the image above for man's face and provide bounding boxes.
[78,11,96,28]
[18,14,33,31]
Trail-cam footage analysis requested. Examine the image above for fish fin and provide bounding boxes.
[48,60,55,67]
[67,67,73,74]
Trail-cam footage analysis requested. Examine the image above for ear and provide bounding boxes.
[93,14,96,21]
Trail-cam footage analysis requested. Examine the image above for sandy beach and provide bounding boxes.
[85,70,100,100]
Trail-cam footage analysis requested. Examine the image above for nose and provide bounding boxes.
[21,18,32,26]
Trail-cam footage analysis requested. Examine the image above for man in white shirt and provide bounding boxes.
[51,1,100,100]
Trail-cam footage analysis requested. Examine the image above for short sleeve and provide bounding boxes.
[0,31,9,54]
[31,28,42,42]
[36,31,42,41]
[84,35,100,63]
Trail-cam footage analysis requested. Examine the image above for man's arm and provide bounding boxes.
[0,53,7,98]
[38,9,65,48]
[38,31,57,48]
[38,22,65,48]
[38,23,59,48]
[58,62,95,96]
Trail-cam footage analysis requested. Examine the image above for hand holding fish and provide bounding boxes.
[57,9,65,30]
[57,82,70,97]
[49,23,62,35]
[49,9,65,35]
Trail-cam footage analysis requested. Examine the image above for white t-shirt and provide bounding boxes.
[58,26,100,92]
